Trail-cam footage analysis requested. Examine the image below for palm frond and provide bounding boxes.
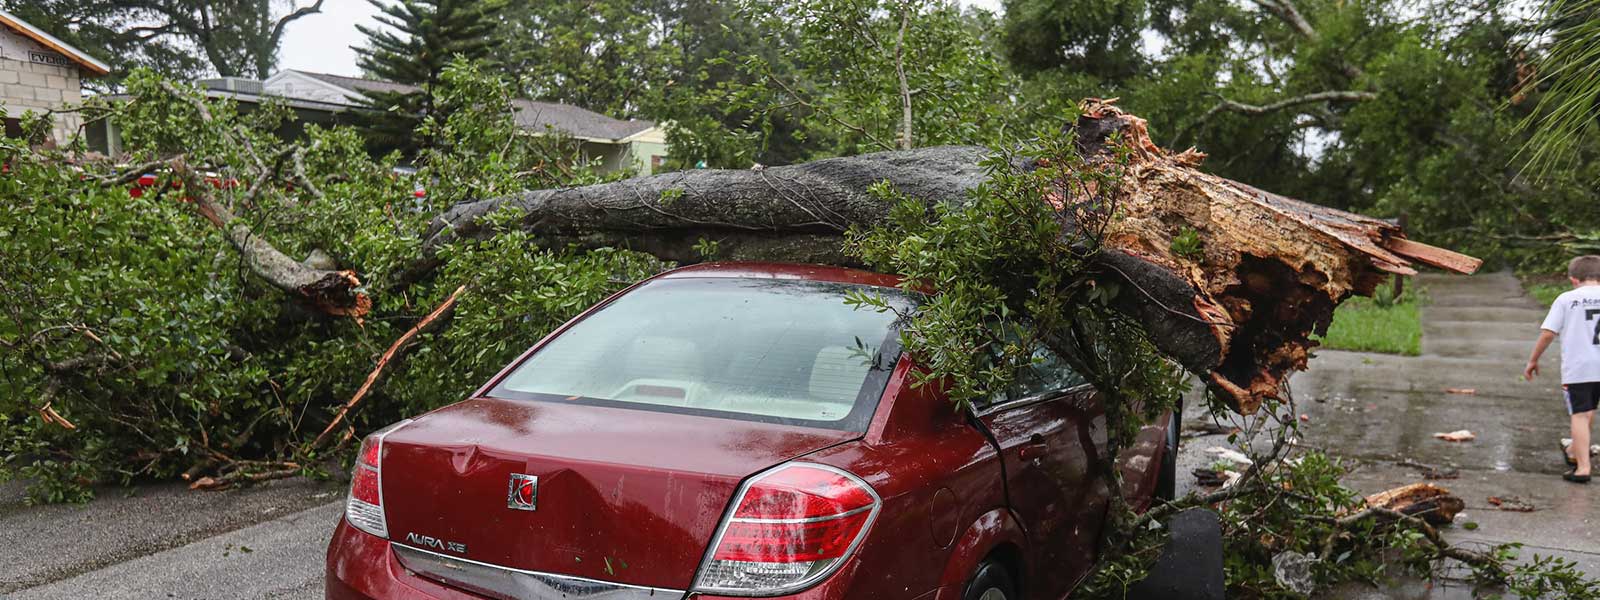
[1517,0,1600,180]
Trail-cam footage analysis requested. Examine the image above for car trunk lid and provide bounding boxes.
[378,397,859,590]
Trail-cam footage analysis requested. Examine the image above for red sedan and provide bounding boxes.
[325,262,1180,600]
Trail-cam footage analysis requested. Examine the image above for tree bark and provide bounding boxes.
[421,100,1477,414]
[170,159,371,318]
[420,144,986,265]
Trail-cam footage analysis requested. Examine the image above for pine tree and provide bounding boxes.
[353,0,505,153]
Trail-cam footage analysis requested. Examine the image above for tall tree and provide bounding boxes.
[663,0,1018,166]
[0,0,325,87]
[1001,0,1150,82]
[494,0,673,118]
[353,0,506,153]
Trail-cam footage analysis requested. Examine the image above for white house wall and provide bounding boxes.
[0,25,82,143]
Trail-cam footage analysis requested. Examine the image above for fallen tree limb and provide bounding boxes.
[422,99,1478,413]
[189,462,302,491]
[139,81,368,318]
[168,159,370,318]
[308,284,467,452]
[1325,506,1502,575]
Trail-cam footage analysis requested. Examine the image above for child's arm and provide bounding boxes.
[1526,329,1557,380]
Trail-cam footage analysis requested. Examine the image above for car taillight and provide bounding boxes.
[344,420,409,539]
[694,463,880,595]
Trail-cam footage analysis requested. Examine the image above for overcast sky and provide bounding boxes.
[278,0,1006,77]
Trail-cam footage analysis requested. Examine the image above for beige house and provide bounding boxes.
[0,9,108,144]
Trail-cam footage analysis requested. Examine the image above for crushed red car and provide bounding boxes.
[325,263,1185,600]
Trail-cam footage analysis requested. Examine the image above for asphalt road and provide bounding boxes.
[7,272,1593,599]
[0,476,342,599]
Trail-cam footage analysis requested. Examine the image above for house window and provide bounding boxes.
[3,118,23,139]
[650,155,665,174]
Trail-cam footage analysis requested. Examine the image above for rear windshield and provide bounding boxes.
[489,277,910,431]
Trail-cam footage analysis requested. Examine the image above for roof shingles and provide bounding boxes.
[287,70,654,142]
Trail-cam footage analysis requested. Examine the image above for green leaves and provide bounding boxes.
[0,65,647,502]
[850,118,1182,417]
[662,0,1020,167]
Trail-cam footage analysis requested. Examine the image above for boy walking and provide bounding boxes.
[1525,255,1600,483]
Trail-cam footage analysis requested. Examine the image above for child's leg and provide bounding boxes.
[1574,411,1594,476]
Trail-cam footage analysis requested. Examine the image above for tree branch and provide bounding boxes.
[1172,91,1378,145]
[1250,0,1319,40]
[170,158,369,317]
[1247,0,1366,80]
[894,4,914,150]
[144,82,368,317]
[307,284,467,453]
[261,1,326,78]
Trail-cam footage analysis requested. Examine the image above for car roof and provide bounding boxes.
[655,262,904,289]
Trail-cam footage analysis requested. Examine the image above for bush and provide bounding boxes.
[0,63,649,503]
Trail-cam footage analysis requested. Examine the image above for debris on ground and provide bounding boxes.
[1432,430,1476,442]
[1362,483,1465,525]
[1183,420,1238,437]
[1206,446,1255,465]
[1271,551,1316,595]
[1444,388,1477,395]
[1398,459,1460,480]
[1192,468,1239,488]
[1487,496,1536,512]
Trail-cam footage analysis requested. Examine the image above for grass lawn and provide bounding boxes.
[1527,283,1566,306]
[1314,284,1422,355]
[1519,272,1568,306]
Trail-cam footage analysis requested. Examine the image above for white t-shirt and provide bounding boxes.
[1540,285,1600,384]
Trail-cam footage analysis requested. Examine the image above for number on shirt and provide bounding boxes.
[1588,309,1600,344]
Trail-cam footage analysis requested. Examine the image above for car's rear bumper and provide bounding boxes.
[326,517,481,600]
[325,517,881,600]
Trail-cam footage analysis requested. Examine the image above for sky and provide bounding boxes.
[278,0,1006,78]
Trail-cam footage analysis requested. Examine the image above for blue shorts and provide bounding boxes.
[1565,382,1600,415]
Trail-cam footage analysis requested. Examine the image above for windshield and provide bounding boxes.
[489,277,911,431]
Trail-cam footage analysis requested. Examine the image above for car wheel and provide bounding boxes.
[1155,398,1182,501]
[963,559,1017,600]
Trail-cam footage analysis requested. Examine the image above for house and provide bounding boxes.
[259,70,669,176]
[0,9,109,144]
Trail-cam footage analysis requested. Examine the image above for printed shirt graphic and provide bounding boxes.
[1540,285,1600,384]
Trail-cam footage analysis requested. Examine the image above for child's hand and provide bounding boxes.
[1524,361,1540,381]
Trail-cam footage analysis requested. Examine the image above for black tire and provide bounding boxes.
[963,559,1018,600]
[1155,398,1182,502]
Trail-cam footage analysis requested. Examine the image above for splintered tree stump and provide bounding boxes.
[421,99,1480,414]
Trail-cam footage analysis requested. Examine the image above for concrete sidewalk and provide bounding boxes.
[1298,273,1600,585]
[1175,272,1599,597]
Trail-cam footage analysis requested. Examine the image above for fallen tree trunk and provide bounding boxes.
[422,99,1478,413]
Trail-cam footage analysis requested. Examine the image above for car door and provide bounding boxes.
[975,345,1111,600]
